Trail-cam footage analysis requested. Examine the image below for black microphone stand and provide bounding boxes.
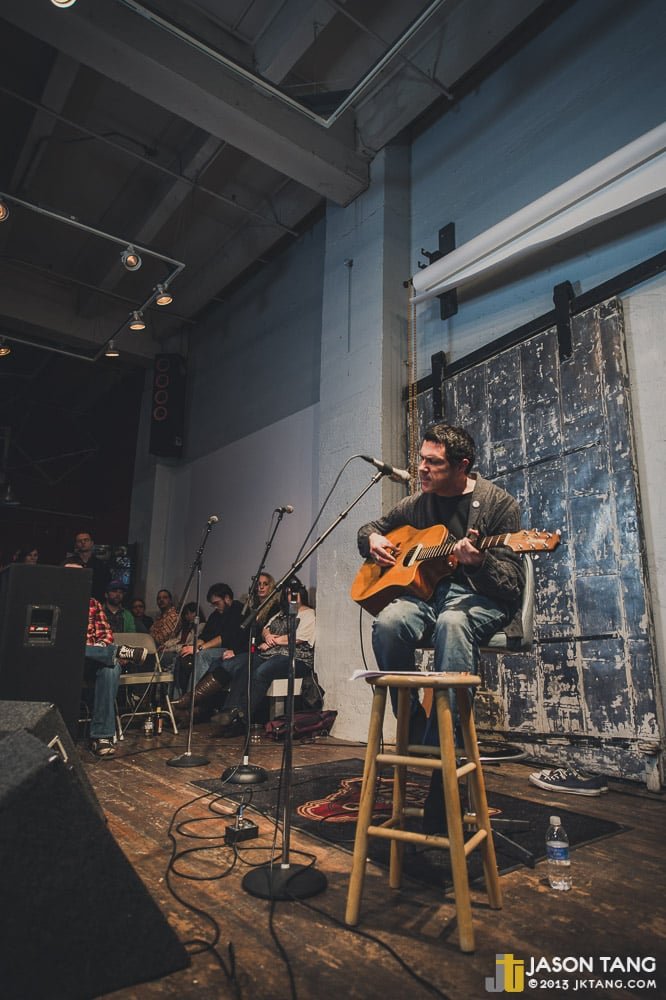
[242,468,384,901]
[221,509,287,786]
[167,516,218,769]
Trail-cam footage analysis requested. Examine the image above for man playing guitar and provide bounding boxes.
[357,423,525,771]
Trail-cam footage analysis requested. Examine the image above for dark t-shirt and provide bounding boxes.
[201,600,244,653]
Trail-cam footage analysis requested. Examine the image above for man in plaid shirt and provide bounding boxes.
[83,595,148,757]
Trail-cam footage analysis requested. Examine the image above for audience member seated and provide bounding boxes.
[248,572,278,623]
[65,531,109,600]
[174,583,244,692]
[160,602,206,694]
[178,578,317,734]
[102,580,147,635]
[66,565,149,758]
[131,597,153,630]
[14,546,39,565]
[149,588,180,652]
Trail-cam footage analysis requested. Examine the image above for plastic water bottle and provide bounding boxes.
[546,815,571,890]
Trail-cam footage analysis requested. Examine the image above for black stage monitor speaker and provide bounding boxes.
[0,730,190,999]
[0,700,102,818]
[0,564,90,737]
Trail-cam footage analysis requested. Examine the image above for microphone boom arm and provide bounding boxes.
[241,469,384,631]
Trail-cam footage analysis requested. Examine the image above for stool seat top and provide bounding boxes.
[366,672,481,688]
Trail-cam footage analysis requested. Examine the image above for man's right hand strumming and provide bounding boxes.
[368,532,398,567]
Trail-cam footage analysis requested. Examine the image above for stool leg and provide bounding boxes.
[458,688,502,910]
[389,688,410,889]
[345,684,387,926]
[434,689,475,953]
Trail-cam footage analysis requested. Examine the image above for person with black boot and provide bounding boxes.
[178,580,315,736]
[170,670,231,724]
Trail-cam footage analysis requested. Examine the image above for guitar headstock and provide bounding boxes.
[507,528,561,552]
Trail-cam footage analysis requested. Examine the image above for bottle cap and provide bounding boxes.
[550,815,561,825]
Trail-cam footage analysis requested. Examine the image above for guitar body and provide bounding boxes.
[351,523,560,616]
[351,524,455,616]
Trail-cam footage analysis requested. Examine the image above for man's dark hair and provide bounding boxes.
[157,588,173,600]
[423,423,476,470]
[207,582,233,602]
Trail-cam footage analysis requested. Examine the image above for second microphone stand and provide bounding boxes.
[242,468,385,901]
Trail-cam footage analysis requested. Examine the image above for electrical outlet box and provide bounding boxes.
[225,819,259,845]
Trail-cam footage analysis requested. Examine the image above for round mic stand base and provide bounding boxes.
[242,863,327,901]
[221,761,267,784]
[167,751,210,768]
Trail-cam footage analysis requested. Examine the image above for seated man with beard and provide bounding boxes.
[175,578,315,732]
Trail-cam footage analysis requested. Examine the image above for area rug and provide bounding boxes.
[193,758,626,887]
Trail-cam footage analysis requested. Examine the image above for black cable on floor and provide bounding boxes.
[164,788,243,999]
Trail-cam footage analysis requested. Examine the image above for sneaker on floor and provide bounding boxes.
[116,644,148,666]
[529,765,608,796]
[91,737,116,758]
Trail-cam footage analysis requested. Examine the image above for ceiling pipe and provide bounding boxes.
[114,0,451,127]
[0,191,184,274]
[0,85,299,238]
[0,192,185,360]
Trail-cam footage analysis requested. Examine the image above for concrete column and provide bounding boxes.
[316,144,411,741]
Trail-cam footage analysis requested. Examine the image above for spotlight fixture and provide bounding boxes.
[51,0,78,7]
[129,310,146,331]
[155,283,173,306]
[105,340,119,358]
[0,339,11,357]
[121,245,142,271]
[0,199,9,223]
[0,480,20,506]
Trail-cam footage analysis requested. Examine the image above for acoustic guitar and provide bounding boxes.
[350,524,560,616]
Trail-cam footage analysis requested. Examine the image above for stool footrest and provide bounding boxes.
[367,824,451,849]
[377,752,442,768]
[375,752,478,782]
[366,823,488,857]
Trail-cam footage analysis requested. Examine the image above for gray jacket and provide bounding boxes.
[357,474,525,638]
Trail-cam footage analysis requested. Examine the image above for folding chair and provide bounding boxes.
[115,632,179,739]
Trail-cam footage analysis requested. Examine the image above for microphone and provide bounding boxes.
[361,455,411,484]
[275,505,294,514]
[207,515,219,524]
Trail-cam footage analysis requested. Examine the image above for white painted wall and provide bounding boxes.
[315,145,410,741]
[135,404,320,615]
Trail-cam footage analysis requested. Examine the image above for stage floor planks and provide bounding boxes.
[77,723,666,1000]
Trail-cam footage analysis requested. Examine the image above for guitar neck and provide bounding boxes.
[418,533,510,562]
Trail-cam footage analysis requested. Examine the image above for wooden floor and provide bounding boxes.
[78,721,666,1000]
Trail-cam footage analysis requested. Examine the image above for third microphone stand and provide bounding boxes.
[242,467,385,901]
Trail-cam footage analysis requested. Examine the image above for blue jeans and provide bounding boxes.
[84,645,122,740]
[371,579,509,744]
[222,652,309,717]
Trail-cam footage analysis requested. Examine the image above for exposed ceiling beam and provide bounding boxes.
[254,0,335,83]
[4,0,368,206]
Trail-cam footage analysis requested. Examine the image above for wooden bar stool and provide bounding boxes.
[345,672,502,953]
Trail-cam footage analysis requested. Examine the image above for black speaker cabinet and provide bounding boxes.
[0,700,101,818]
[0,564,91,737]
[149,352,186,457]
[0,729,190,999]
